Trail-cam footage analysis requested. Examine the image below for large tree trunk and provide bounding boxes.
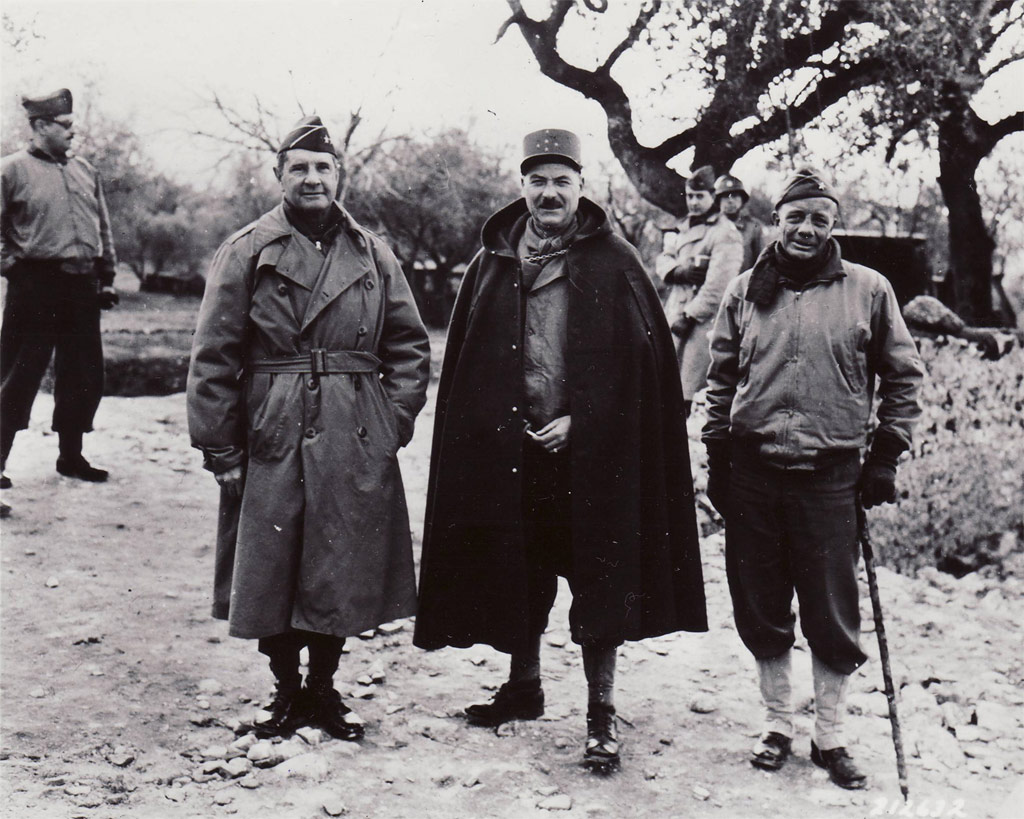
[935,101,997,325]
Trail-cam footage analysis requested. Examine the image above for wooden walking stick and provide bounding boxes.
[857,500,910,801]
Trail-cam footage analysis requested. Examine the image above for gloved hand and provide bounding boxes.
[679,266,708,286]
[98,286,119,310]
[858,430,906,508]
[858,461,897,508]
[671,315,698,341]
[662,267,686,286]
[705,438,731,519]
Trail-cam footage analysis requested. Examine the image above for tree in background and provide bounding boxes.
[353,129,518,326]
[501,0,1023,325]
[195,93,405,207]
[498,0,889,215]
[68,100,217,287]
[854,0,1023,325]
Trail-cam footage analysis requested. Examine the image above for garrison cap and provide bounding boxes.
[278,115,337,157]
[521,128,582,173]
[775,166,839,209]
[22,88,73,119]
[685,165,716,193]
[714,173,748,200]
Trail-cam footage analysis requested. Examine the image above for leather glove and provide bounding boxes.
[705,438,731,519]
[98,286,119,310]
[663,267,686,286]
[679,266,708,286]
[671,315,698,341]
[859,461,897,508]
[858,430,906,509]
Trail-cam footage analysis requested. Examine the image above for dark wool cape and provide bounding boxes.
[413,198,707,654]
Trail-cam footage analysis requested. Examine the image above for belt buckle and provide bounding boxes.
[309,348,328,383]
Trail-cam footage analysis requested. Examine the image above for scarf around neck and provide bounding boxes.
[519,215,579,290]
[745,238,843,306]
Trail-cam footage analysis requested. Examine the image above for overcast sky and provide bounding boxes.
[3,0,625,180]
[3,0,1022,202]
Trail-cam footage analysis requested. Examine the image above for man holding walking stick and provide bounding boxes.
[702,167,924,789]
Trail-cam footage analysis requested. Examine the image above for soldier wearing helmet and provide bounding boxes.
[715,173,766,273]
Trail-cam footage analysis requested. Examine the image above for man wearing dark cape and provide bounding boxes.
[414,129,707,773]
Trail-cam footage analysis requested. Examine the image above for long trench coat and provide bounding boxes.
[413,198,707,654]
[187,203,430,640]
[655,212,743,399]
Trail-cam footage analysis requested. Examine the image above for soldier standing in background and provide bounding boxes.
[715,172,766,274]
[655,166,744,414]
[1,88,119,518]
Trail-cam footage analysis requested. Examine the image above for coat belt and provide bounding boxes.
[249,349,382,375]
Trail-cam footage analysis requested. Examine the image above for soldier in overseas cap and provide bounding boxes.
[187,113,430,743]
[1,87,120,518]
[703,166,924,789]
[415,128,707,774]
[655,165,744,414]
[714,172,767,273]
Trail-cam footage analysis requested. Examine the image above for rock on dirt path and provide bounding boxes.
[2,390,1022,819]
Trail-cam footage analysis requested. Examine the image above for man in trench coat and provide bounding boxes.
[187,116,430,741]
[414,129,707,773]
[655,166,744,413]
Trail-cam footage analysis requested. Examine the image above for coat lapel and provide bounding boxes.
[300,228,373,332]
[680,219,710,247]
[256,238,320,291]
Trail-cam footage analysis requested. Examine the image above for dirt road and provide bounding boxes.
[2,386,1022,818]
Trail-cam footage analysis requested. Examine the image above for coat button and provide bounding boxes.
[277,283,288,295]
[357,426,367,438]
[304,427,316,439]
[364,278,375,290]
[357,326,367,336]
[307,378,318,390]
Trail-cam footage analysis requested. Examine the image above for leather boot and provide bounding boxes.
[811,741,868,789]
[306,678,364,741]
[56,454,109,482]
[583,702,620,772]
[464,679,544,727]
[751,731,792,770]
[253,683,306,738]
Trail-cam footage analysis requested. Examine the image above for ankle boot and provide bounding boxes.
[583,702,620,772]
[56,454,108,482]
[306,677,364,741]
[811,741,867,789]
[253,681,306,738]
[464,678,544,727]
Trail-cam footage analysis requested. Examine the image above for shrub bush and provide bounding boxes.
[869,337,1024,577]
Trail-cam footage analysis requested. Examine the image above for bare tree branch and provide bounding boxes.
[977,109,1024,155]
[599,1,660,75]
[982,50,1024,78]
[731,56,889,157]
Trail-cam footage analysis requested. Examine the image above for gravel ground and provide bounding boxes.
[2,384,1022,819]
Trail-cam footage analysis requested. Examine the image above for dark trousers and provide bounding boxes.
[520,440,618,649]
[1,264,103,439]
[258,630,346,689]
[724,449,867,675]
[522,439,573,639]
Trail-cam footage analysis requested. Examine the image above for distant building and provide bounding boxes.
[832,230,931,308]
